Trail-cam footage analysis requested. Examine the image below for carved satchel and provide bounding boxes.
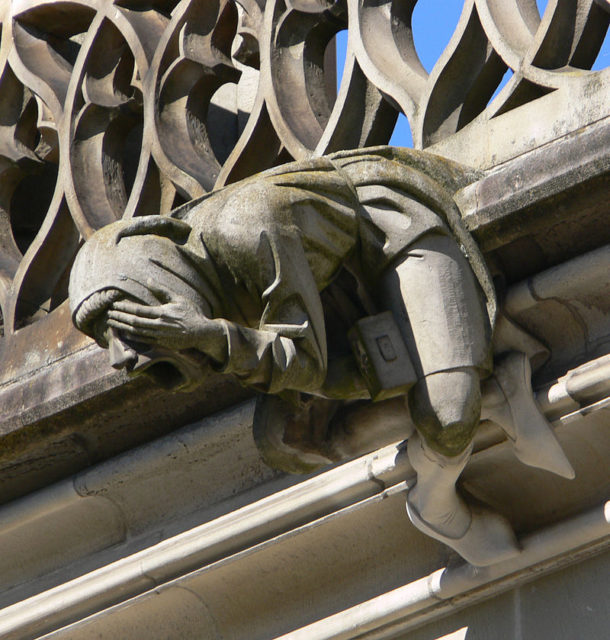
[349,311,417,402]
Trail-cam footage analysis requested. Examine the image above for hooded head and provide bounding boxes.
[69,216,223,390]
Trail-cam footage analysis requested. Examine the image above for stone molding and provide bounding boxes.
[0,376,610,639]
[0,344,608,630]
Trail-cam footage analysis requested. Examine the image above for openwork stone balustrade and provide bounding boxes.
[0,0,608,337]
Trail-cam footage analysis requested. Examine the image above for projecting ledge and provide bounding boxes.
[0,350,608,637]
[454,118,610,285]
[2,443,608,640]
[455,116,610,240]
[273,503,610,640]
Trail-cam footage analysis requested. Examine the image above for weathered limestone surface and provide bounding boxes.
[0,379,607,638]
[1,129,607,503]
[0,0,608,637]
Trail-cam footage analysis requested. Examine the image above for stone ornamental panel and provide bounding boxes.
[0,0,608,336]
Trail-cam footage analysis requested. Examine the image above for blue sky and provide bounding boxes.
[335,0,609,147]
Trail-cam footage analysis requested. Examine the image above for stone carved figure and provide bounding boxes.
[69,146,574,566]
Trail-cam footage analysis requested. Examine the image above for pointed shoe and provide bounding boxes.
[492,352,575,479]
[406,496,520,567]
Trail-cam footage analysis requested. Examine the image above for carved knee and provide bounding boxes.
[408,369,481,456]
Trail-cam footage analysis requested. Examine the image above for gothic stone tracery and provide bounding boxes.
[0,0,608,335]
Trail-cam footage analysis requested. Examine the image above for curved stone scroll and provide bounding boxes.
[0,0,608,335]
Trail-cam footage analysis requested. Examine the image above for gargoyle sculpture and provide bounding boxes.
[69,146,574,566]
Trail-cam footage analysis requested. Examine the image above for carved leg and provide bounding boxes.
[377,234,518,565]
[407,432,471,539]
[406,369,520,566]
[406,433,520,566]
[408,369,481,457]
[481,351,575,479]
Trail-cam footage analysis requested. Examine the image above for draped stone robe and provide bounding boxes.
[70,146,494,397]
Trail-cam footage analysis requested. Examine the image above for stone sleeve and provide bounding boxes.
[211,319,326,395]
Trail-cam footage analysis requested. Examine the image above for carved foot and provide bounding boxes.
[484,352,575,479]
[406,433,520,566]
[406,494,520,566]
[253,393,338,474]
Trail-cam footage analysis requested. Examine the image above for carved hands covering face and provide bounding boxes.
[100,292,227,370]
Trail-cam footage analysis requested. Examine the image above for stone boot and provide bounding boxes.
[482,351,575,479]
[406,434,520,566]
